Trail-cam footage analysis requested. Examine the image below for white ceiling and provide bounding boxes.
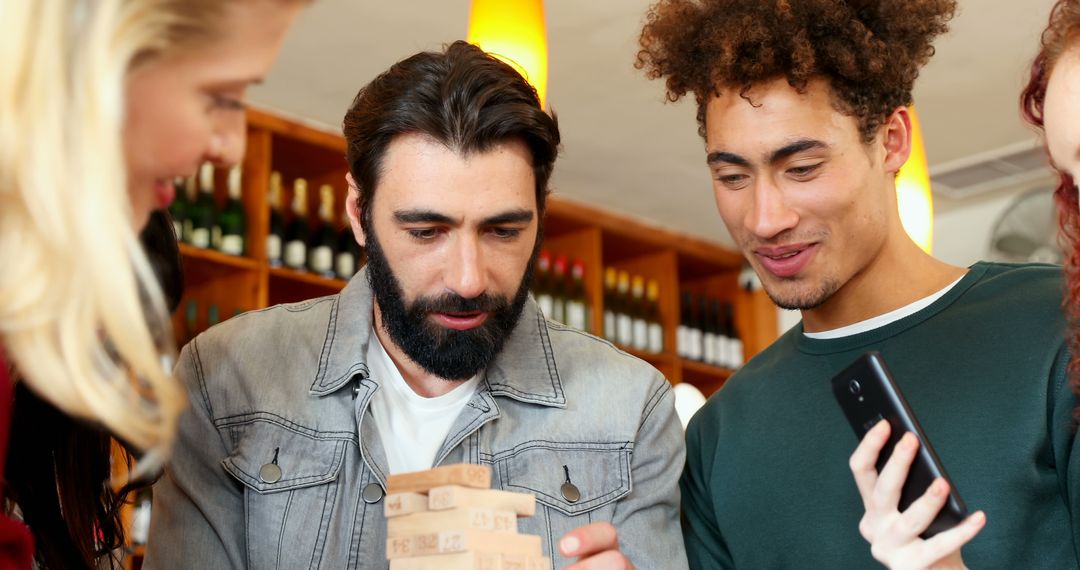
[249,0,1059,247]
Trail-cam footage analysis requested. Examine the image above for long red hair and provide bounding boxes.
[1021,0,1080,393]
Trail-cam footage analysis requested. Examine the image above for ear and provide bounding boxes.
[881,107,913,175]
[345,171,367,247]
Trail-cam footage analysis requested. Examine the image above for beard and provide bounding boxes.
[364,228,537,381]
[761,277,841,311]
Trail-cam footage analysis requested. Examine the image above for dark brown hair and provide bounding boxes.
[1021,0,1080,399]
[342,40,560,230]
[635,0,956,142]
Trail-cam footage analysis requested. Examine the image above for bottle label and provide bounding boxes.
[604,310,617,342]
[716,336,731,369]
[267,235,282,264]
[632,319,649,351]
[182,220,194,244]
[688,329,702,361]
[703,332,717,365]
[537,294,554,320]
[284,240,306,269]
[335,252,356,279]
[731,339,744,368]
[211,225,222,250]
[220,235,244,256]
[677,325,688,358]
[617,314,633,347]
[552,299,566,324]
[190,228,211,249]
[648,323,663,354]
[310,245,333,274]
[567,301,587,331]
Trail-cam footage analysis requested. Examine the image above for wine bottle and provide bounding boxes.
[646,280,664,354]
[677,291,692,358]
[703,296,718,365]
[335,210,361,280]
[308,184,337,277]
[168,177,187,239]
[602,267,618,342]
[217,165,246,256]
[551,255,568,324]
[534,251,554,319]
[181,175,197,244]
[631,275,648,351]
[725,303,744,369]
[565,259,589,332]
[188,163,217,249]
[687,295,703,362]
[267,171,285,267]
[616,271,634,347]
[283,178,309,270]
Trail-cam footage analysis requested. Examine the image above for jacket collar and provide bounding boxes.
[309,268,566,408]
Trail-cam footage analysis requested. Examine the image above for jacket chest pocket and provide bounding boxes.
[220,418,349,570]
[495,441,632,558]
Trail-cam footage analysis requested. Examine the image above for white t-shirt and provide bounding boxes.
[803,276,964,339]
[366,329,481,474]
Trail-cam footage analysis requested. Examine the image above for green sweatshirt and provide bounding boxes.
[682,262,1078,568]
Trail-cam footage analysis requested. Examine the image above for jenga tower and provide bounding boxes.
[385,464,552,570]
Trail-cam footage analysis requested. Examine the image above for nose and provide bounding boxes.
[443,234,488,299]
[207,113,248,168]
[744,177,798,240]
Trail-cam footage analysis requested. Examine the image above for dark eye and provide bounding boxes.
[407,228,439,240]
[716,174,749,189]
[490,227,522,239]
[211,94,246,111]
[787,163,821,178]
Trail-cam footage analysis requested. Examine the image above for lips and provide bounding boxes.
[153,179,175,208]
[753,243,819,278]
[430,311,489,330]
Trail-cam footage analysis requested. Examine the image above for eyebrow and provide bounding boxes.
[392,208,534,226]
[706,139,829,167]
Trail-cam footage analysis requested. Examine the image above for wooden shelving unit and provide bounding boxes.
[172,107,779,396]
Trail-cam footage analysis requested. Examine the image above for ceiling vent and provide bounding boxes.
[929,140,1055,200]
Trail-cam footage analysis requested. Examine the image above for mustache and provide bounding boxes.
[742,228,828,249]
[411,292,510,315]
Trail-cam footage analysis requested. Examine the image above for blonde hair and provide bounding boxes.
[0,0,234,461]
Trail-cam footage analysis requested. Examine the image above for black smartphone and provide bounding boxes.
[831,351,968,538]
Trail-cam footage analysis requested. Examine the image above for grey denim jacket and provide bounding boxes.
[144,270,688,569]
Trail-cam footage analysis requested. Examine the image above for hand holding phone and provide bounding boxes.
[832,352,985,568]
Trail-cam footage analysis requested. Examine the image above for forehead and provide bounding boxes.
[373,133,537,212]
[704,77,861,158]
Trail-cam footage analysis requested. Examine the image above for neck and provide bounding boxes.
[801,226,966,333]
[371,301,464,398]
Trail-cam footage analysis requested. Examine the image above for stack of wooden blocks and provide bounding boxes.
[384,464,552,570]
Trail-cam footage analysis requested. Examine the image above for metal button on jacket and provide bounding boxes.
[259,463,282,484]
[560,482,581,503]
[362,483,384,504]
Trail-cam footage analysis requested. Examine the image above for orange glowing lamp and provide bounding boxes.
[467,0,549,108]
[897,107,934,254]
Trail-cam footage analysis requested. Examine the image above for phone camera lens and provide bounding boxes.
[848,379,861,395]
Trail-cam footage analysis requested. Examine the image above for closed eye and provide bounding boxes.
[787,163,822,179]
[488,227,523,239]
[715,173,750,189]
[407,228,441,241]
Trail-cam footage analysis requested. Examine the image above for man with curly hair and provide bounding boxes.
[638,1,1079,568]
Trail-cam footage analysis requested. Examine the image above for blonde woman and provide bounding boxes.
[0,1,305,567]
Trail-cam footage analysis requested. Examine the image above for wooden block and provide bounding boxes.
[387,507,517,537]
[428,485,536,517]
[389,551,501,570]
[385,492,429,518]
[386,529,542,559]
[387,464,492,494]
[501,555,551,570]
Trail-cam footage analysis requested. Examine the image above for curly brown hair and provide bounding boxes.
[1021,0,1080,407]
[635,0,957,142]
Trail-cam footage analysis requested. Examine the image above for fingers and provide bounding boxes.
[850,420,890,506]
[871,432,919,513]
[559,522,619,559]
[920,511,986,563]
[563,549,634,570]
[894,477,952,540]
